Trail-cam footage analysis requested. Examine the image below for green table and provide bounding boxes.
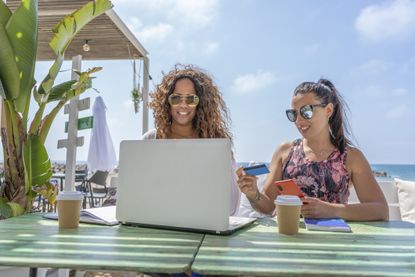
[2,214,415,276]
[0,213,203,276]
[192,218,415,276]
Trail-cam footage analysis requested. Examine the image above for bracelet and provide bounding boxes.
[249,188,261,203]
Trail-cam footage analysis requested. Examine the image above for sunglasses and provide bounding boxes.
[286,103,327,122]
[168,94,200,107]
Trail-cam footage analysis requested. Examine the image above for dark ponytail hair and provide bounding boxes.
[293,78,352,153]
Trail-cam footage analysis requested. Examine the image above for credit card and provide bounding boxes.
[243,164,270,176]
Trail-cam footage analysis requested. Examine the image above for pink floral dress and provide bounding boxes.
[282,139,350,204]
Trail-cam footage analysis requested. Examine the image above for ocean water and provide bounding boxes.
[2,160,414,181]
[21,161,415,182]
[371,164,415,182]
[238,162,415,182]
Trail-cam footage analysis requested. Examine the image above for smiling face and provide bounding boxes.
[291,92,333,140]
[169,78,198,128]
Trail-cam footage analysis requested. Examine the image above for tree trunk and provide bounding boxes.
[1,127,29,211]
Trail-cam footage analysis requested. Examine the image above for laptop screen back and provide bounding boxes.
[116,139,232,232]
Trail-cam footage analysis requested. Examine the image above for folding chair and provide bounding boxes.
[81,170,109,208]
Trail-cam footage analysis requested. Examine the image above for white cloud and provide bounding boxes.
[392,88,408,96]
[355,0,415,42]
[114,0,219,29]
[137,23,174,43]
[204,42,219,56]
[385,104,409,119]
[175,0,219,28]
[125,17,144,34]
[112,0,170,10]
[352,59,389,75]
[116,1,219,50]
[232,70,276,94]
[360,85,384,97]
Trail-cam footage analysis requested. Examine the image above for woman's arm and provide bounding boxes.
[338,148,388,221]
[237,142,292,215]
[301,148,389,221]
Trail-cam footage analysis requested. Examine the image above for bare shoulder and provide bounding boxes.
[346,146,370,170]
[141,129,157,140]
[271,141,294,164]
[347,147,366,161]
[266,141,295,188]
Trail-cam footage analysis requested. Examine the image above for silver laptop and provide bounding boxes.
[116,139,255,235]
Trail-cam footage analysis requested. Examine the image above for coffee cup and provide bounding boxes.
[57,191,83,229]
[275,195,302,235]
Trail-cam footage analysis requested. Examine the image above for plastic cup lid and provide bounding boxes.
[275,195,302,206]
[57,191,83,201]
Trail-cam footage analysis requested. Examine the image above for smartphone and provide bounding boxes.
[243,163,270,176]
[275,179,304,198]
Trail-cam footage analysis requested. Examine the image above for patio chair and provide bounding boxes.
[75,168,88,183]
[81,170,109,208]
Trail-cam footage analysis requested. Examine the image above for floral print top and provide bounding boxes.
[282,139,350,204]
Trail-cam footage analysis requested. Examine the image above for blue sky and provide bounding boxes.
[13,0,415,164]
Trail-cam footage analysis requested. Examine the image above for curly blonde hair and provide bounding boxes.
[150,64,233,143]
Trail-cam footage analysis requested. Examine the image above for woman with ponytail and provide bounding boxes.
[237,79,388,221]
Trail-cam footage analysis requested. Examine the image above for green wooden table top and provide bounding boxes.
[0,213,203,274]
[192,218,415,276]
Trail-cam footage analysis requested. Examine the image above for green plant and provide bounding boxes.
[131,87,141,113]
[0,0,113,218]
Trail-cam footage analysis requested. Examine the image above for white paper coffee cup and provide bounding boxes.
[275,195,302,235]
[57,191,83,229]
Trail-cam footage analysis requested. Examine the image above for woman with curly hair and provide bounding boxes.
[142,64,240,215]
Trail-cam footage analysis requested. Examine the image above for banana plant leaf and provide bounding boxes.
[33,183,58,206]
[0,1,11,26]
[23,135,53,194]
[37,54,63,95]
[0,79,5,97]
[0,198,12,218]
[44,67,100,101]
[0,24,20,100]
[0,198,24,218]
[6,0,38,113]
[46,80,77,103]
[65,79,92,99]
[7,202,25,217]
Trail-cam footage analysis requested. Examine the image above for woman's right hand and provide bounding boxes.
[235,166,259,201]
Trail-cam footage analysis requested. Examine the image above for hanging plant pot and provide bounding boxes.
[131,87,141,113]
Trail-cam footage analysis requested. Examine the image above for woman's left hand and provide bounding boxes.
[300,196,337,218]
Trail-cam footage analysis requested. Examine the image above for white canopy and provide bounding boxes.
[87,96,117,172]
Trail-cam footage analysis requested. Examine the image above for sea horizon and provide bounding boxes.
[52,161,415,182]
[1,161,414,182]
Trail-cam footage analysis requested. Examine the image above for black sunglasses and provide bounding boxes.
[286,103,327,122]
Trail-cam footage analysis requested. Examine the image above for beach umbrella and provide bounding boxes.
[87,96,117,172]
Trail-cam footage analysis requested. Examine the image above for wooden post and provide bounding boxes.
[142,57,150,135]
[65,55,82,191]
